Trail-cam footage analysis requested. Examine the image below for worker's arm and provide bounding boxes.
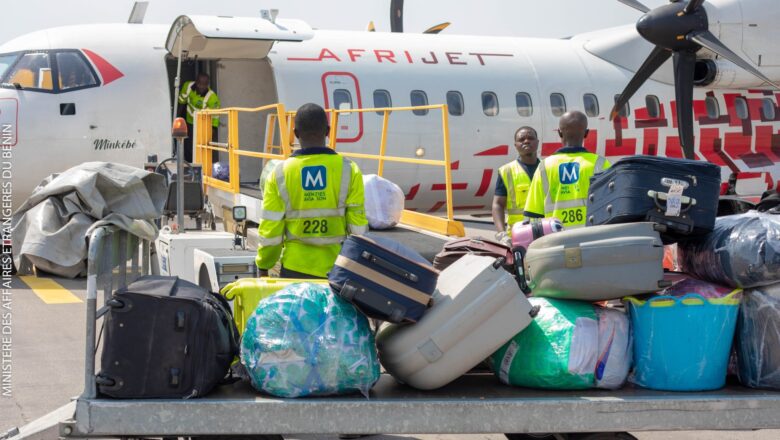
[176,81,190,119]
[345,161,368,235]
[256,170,286,273]
[492,196,508,233]
[207,91,221,127]
[523,168,546,219]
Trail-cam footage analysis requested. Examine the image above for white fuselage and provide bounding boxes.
[2,0,779,212]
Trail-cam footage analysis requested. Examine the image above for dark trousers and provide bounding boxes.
[279,266,325,280]
[181,123,218,164]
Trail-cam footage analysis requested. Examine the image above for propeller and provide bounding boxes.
[391,0,404,33]
[424,22,451,34]
[611,0,779,159]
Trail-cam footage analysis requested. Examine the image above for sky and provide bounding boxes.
[0,0,670,44]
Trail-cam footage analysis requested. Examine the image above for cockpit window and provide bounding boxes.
[5,52,53,90]
[0,54,18,81]
[57,52,98,91]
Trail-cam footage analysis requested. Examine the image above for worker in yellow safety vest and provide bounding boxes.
[524,110,610,228]
[492,126,541,239]
[177,72,220,163]
[256,103,368,279]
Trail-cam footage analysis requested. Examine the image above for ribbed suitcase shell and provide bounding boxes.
[586,156,721,240]
[524,222,666,301]
[376,254,534,390]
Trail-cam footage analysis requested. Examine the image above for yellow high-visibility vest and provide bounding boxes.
[498,160,534,228]
[178,81,220,127]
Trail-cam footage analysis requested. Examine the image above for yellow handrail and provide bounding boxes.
[197,103,464,237]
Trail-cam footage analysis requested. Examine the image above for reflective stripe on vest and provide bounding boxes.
[539,153,607,214]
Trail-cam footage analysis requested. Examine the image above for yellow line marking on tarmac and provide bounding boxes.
[19,276,82,304]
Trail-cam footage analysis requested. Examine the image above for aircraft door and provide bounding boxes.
[322,72,363,143]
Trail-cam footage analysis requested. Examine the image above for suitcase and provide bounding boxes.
[586,156,721,241]
[433,237,514,272]
[329,234,438,323]
[221,277,329,335]
[511,218,564,293]
[376,254,537,390]
[524,222,667,301]
[97,276,239,398]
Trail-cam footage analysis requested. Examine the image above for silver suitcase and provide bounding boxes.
[524,222,667,301]
[376,254,536,390]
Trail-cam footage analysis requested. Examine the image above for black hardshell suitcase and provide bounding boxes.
[586,156,721,240]
[329,234,438,323]
[97,276,238,398]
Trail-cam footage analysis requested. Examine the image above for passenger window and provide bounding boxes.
[583,94,599,117]
[645,95,661,118]
[613,94,630,117]
[333,89,352,111]
[410,90,428,115]
[705,95,720,119]
[734,97,749,120]
[6,52,53,91]
[447,91,464,116]
[373,89,391,115]
[57,52,98,91]
[516,92,533,117]
[761,98,776,120]
[482,92,499,116]
[550,93,566,117]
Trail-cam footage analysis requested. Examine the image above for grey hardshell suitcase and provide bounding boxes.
[375,254,538,390]
[524,222,667,301]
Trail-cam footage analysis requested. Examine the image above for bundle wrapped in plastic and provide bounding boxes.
[736,283,780,390]
[212,161,229,181]
[490,298,631,390]
[240,282,380,398]
[363,174,405,229]
[678,211,780,288]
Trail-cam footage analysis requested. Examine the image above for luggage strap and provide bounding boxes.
[334,255,431,305]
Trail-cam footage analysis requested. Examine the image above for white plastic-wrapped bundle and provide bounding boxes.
[594,307,633,390]
[363,174,405,229]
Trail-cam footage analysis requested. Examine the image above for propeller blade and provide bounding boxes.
[673,51,697,159]
[610,45,672,120]
[390,0,404,33]
[366,21,376,32]
[423,22,450,34]
[683,0,706,15]
[617,0,650,13]
[688,30,780,89]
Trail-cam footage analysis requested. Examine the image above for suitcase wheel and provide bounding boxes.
[95,375,116,387]
[492,257,506,269]
[388,309,404,323]
[340,282,358,301]
[529,305,541,319]
[657,280,673,289]
[652,223,668,233]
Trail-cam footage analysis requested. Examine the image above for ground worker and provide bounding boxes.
[256,103,368,279]
[177,72,220,163]
[492,126,540,239]
[523,110,610,228]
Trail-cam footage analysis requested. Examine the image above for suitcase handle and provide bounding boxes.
[647,190,696,213]
[340,279,407,323]
[512,248,532,295]
[360,251,419,283]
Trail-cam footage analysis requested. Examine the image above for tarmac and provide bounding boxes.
[0,218,778,439]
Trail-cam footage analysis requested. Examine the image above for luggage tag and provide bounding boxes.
[665,182,685,217]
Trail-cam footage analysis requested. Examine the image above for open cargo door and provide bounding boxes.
[165,14,313,60]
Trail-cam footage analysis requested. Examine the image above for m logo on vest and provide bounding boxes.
[302,166,327,191]
[558,162,580,185]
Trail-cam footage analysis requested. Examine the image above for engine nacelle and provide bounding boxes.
[694,57,780,89]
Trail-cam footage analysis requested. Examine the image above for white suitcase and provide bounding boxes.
[375,254,537,390]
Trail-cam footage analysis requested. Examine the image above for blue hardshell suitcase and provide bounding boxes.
[586,156,721,241]
[329,234,438,323]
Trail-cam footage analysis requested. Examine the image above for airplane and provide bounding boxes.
[0,0,778,217]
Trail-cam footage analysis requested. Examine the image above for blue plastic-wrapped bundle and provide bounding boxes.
[240,282,380,398]
[678,211,780,288]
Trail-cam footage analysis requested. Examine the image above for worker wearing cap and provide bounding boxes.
[177,72,220,163]
[523,110,610,228]
[492,126,541,240]
[256,103,368,279]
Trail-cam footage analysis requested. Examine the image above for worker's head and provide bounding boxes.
[557,110,589,147]
[195,73,210,95]
[514,126,539,161]
[294,103,330,148]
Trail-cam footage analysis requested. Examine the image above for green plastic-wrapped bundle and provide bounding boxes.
[490,297,598,390]
[240,282,380,398]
